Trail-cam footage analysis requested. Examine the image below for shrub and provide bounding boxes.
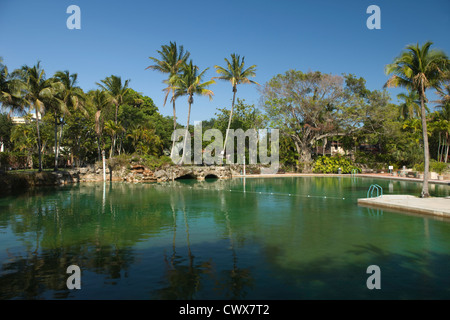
[141,155,173,170]
[107,154,132,170]
[0,152,29,169]
[430,161,449,175]
[313,155,360,174]
[413,162,424,173]
[105,153,173,171]
[413,161,448,175]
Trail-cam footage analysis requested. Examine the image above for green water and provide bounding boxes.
[0,176,449,300]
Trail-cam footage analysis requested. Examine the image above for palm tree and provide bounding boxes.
[10,116,35,168]
[433,83,450,162]
[42,78,67,171]
[88,90,111,161]
[173,61,215,164]
[435,83,450,120]
[53,71,86,170]
[103,120,125,158]
[15,62,59,171]
[127,124,162,156]
[0,57,24,113]
[146,42,190,158]
[397,90,421,120]
[385,42,449,197]
[214,54,258,160]
[96,75,130,156]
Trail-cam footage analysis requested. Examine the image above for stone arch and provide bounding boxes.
[204,173,219,180]
[175,173,197,180]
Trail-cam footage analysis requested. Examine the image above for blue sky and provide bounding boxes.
[1,0,449,125]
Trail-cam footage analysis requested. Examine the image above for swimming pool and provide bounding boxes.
[0,176,449,299]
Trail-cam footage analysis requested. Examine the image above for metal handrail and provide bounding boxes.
[367,184,383,198]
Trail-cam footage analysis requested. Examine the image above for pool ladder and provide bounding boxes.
[367,184,383,198]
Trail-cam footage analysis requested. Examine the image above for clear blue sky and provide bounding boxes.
[1,0,449,125]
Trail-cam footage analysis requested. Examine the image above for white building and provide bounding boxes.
[11,112,41,124]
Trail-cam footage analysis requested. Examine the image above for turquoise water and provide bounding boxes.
[0,176,449,299]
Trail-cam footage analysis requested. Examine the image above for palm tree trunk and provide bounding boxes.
[115,103,118,124]
[35,107,42,172]
[113,103,119,156]
[170,89,177,159]
[223,87,237,163]
[182,97,192,164]
[97,136,101,161]
[420,93,430,198]
[54,112,59,171]
[445,133,449,163]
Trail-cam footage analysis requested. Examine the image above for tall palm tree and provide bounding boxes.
[96,75,130,156]
[385,42,449,197]
[433,83,450,162]
[214,54,258,160]
[88,89,111,161]
[173,61,215,164]
[15,62,59,171]
[42,78,67,171]
[146,42,190,158]
[53,71,86,170]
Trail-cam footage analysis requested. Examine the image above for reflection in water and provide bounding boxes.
[0,177,449,299]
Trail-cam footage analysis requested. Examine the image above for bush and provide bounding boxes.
[413,161,449,175]
[431,161,449,175]
[105,153,173,171]
[43,154,54,169]
[107,154,132,170]
[413,162,424,173]
[0,152,29,169]
[313,155,360,174]
[141,155,173,170]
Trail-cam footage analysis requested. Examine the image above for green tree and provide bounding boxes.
[397,90,421,120]
[262,71,351,172]
[10,115,36,168]
[173,61,215,164]
[127,124,162,156]
[53,71,86,168]
[15,62,61,171]
[214,54,258,158]
[41,78,67,170]
[431,83,450,162]
[385,42,449,197]
[87,89,111,161]
[0,57,24,112]
[97,75,131,156]
[146,42,190,158]
[0,113,13,151]
[104,120,125,158]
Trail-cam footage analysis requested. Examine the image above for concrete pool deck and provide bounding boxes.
[232,172,450,185]
[231,173,450,218]
[357,195,450,218]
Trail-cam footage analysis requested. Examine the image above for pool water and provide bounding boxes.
[0,176,449,299]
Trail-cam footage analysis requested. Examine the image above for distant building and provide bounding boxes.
[11,112,41,124]
[314,141,347,156]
